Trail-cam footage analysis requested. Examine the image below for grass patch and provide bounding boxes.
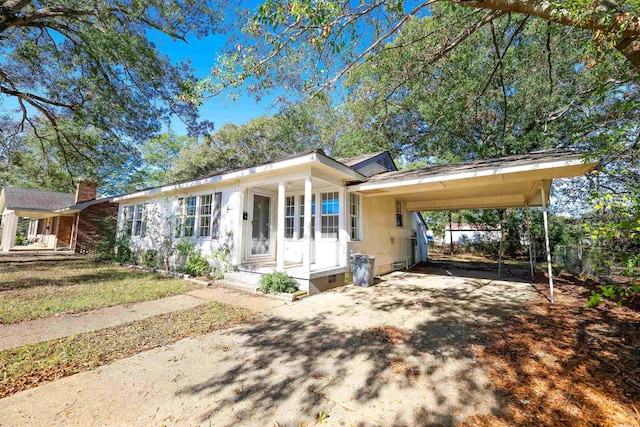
[0,301,252,398]
[0,259,199,324]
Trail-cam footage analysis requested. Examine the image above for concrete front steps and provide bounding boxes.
[218,270,268,293]
[218,272,306,302]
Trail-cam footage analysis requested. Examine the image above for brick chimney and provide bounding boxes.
[75,179,98,204]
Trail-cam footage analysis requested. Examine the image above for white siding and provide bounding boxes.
[117,185,239,264]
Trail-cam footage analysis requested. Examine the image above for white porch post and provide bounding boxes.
[1,210,18,252]
[338,188,348,268]
[540,185,555,303]
[303,175,313,272]
[233,187,245,266]
[276,180,286,271]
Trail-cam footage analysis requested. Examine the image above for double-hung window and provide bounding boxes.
[198,194,212,238]
[299,195,315,240]
[395,200,404,227]
[184,196,197,237]
[174,198,184,238]
[349,194,361,240]
[133,204,145,237]
[321,192,339,239]
[123,205,135,237]
[284,196,295,239]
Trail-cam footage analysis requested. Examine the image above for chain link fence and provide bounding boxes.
[554,245,639,286]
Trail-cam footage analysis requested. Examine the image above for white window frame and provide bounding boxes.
[198,194,213,238]
[320,191,339,240]
[284,196,295,239]
[184,196,197,237]
[133,204,145,237]
[349,193,361,240]
[122,205,135,238]
[395,200,404,228]
[174,198,184,238]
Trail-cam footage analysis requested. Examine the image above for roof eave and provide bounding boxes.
[348,156,597,192]
[113,151,365,203]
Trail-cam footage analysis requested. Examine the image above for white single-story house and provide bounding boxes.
[112,149,597,296]
[442,223,502,245]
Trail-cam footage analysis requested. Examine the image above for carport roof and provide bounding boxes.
[348,149,598,211]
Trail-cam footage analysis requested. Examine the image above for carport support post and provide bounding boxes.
[540,186,555,303]
[525,207,534,277]
[498,226,503,279]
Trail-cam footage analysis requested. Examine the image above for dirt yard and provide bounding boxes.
[0,264,638,426]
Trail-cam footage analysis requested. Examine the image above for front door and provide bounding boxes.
[251,194,271,256]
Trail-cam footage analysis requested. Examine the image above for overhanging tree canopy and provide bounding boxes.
[0,0,220,183]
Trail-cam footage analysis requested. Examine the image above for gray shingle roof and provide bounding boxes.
[337,151,387,167]
[2,187,75,211]
[359,149,586,184]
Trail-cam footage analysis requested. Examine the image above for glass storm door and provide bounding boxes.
[251,194,271,256]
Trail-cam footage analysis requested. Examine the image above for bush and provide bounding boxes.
[14,232,26,246]
[142,249,159,269]
[115,240,134,264]
[182,253,211,277]
[259,272,299,294]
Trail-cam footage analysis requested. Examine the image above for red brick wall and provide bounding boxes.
[75,181,97,203]
[75,202,118,254]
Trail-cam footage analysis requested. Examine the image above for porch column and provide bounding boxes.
[540,185,555,303]
[303,175,313,272]
[233,187,245,266]
[276,180,286,271]
[1,210,18,252]
[338,188,348,268]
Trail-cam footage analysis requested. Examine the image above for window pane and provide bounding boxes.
[299,195,315,240]
[133,204,144,236]
[174,198,184,238]
[349,194,360,240]
[124,206,134,237]
[396,201,403,227]
[184,197,196,237]
[321,192,339,239]
[198,194,212,237]
[285,196,295,238]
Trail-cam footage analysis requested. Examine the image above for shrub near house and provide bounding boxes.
[259,272,299,294]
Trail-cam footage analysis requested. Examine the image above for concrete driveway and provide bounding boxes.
[0,266,536,426]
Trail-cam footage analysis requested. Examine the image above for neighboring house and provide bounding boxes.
[0,182,118,253]
[112,149,597,295]
[442,223,501,245]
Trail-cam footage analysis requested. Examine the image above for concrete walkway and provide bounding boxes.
[0,268,537,426]
[0,287,285,351]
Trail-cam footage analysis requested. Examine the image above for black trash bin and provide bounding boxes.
[351,254,375,287]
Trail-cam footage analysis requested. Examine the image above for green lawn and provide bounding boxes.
[0,301,252,398]
[0,259,200,324]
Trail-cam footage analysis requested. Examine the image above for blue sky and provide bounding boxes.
[156,27,277,135]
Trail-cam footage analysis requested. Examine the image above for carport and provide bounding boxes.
[348,150,598,303]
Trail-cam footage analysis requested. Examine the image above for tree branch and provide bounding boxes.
[315,0,441,94]
[0,85,75,109]
[453,0,640,38]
